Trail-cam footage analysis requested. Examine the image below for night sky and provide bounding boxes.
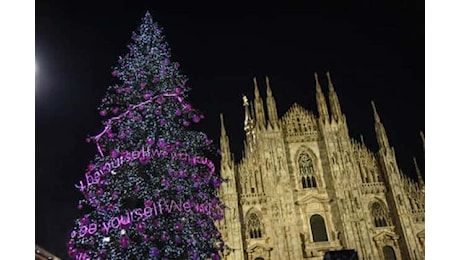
[36,1,424,258]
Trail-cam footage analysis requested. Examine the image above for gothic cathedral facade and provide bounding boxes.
[216,73,425,260]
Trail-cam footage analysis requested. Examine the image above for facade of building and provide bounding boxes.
[217,73,425,260]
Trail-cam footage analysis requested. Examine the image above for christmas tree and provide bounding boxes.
[67,12,225,260]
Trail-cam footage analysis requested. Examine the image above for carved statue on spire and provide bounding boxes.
[243,95,249,106]
[243,94,256,150]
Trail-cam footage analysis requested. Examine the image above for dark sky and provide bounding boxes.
[36,1,424,258]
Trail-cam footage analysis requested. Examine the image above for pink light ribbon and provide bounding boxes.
[91,92,184,156]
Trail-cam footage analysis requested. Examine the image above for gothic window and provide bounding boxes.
[382,246,397,260]
[311,176,317,187]
[247,213,262,239]
[310,214,328,242]
[298,152,317,188]
[371,202,389,227]
[302,176,308,188]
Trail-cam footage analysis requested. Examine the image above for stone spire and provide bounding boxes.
[243,95,255,147]
[371,100,390,152]
[253,77,266,128]
[327,71,343,121]
[413,157,424,187]
[315,72,329,122]
[265,76,279,128]
[220,113,231,165]
[420,131,425,151]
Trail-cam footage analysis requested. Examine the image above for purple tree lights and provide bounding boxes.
[67,11,224,260]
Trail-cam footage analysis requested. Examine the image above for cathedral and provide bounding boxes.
[216,73,425,260]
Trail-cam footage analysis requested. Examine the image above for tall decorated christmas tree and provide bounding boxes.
[67,12,225,260]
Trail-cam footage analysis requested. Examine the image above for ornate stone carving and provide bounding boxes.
[217,84,424,260]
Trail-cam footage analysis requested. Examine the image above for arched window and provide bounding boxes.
[383,246,397,260]
[302,176,307,188]
[310,214,328,242]
[247,213,262,239]
[298,152,317,188]
[311,176,317,187]
[371,202,389,227]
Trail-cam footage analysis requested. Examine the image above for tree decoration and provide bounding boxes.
[67,11,224,259]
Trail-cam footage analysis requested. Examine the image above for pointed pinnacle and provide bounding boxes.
[360,134,365,144]
[266,76,272,96]
[314,72,322,92]
[413,157,424,185]
[371,100,381,123]
[420,131,425,150]
[326,71,334,92]
[220,113,227,136]
[253,77,260,97]
[243,95,252,128]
